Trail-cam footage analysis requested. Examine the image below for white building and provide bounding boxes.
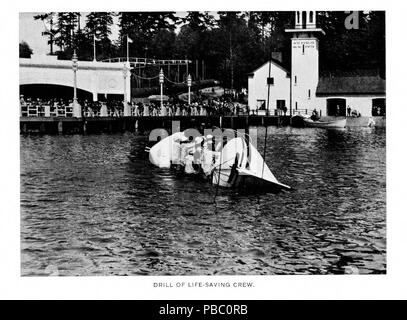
[247,59,290,114]
[248,10,386,120]
[315,72,386,117]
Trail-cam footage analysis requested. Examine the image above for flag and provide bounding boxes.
[127,36,133,43]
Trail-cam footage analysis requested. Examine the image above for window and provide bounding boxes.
[295,102,298,109]
[297,12,300,23]
[257,100,266,110]
[267,77,274,85]
[277,100,287,115]
[294,76,297,85]
[277,100,286,109]
[302,44,305,55]
[308,89,311,99]
[327,98,346,116]
[302,11,307,29]
[310,11,314,23]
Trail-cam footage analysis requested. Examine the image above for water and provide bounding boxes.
[20,126,386,275]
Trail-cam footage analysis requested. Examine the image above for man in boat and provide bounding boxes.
[201,135,215,176]
[311,108,320,121]
[182,137,202,174]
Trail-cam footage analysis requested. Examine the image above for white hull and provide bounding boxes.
[212,137,291,191]
[303,118,347,128]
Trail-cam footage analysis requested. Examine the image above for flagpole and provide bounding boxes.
[127,35,129,62]
[93,35,96,62]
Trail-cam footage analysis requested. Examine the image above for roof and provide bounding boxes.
[316,75,386,96]
[247,58,289,77]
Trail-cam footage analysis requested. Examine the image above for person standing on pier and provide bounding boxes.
[160,103,167,116]
[143,103,149,116]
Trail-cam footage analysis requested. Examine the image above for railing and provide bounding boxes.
[20,104,231,118]
[101,57,192,66]
[292,108,310,116]
[252,108,289,116]
[21,104,73,118]
[292,108,322,117]
[24,103,314,118]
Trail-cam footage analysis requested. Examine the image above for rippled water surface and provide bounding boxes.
[21,127,386,275]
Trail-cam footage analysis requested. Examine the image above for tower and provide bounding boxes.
[286,11,325,114]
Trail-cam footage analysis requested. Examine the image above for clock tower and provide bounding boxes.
[286,11,325,114]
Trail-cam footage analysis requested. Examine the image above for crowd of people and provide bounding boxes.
[130,98,246,117]
[20,95,248,117]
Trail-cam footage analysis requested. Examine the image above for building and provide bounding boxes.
[315,71,386,117]
[247,58,290,114]
[248,10,386,121]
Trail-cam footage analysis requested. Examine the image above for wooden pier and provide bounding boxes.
[20,115,292,135]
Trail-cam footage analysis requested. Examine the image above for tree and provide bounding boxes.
[365,11,385,77]
[53,12,80,51]
[34,12,57,54]
[118,12,179,57]
[19,41,33,58]
[85,12,113,40]
[182,11,215,31]
[85,12,114,60]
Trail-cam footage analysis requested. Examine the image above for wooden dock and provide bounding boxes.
[20,115,291,134]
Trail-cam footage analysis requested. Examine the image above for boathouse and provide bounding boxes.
[315,71,386,117]
[247,56,290,114]
[248,10,386,121]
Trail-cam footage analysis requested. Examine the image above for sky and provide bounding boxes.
[19,12,190,56]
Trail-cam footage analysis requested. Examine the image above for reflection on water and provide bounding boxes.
[20,127,386,275]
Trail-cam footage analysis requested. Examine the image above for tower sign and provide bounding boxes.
[286,11,325,112]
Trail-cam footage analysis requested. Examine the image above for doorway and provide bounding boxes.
[327,98,346,116]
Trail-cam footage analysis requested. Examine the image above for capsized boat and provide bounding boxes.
[212,136,291,191]
[148,131,291,192]
[303,117,347,128]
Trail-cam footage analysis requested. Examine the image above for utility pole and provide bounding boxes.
[159,69,164,108]
[50,18,54,55]
[186,57,188,82]
[187,74,192,105]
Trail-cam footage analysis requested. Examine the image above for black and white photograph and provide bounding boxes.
[17,9,387,278]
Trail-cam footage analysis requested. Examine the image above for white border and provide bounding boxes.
[1,0,406,300]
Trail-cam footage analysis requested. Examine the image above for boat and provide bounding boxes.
[148,130,291,193]
[303,117,347,128]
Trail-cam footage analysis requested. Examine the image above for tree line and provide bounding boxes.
[26,11,385,90]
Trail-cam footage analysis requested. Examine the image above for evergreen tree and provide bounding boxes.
[182,11,215,31]
[118,12,179,57]
[85,12,114,60]
[34,12,57,55]
[85,12,113,40]
[54,12,80,51]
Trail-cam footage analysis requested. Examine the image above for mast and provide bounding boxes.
[262,57,272,178]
